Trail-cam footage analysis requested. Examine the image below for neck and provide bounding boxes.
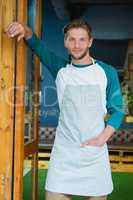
[71,53,92,65]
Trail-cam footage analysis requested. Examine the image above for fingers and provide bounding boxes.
[17,33,24,41]
[80,137,100,147]
[80,140,90,147]
[5,22,16,33]
[5,22,17,35]
[5,22,25,40]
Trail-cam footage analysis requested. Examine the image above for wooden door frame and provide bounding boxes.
[13,1,42,200]
[13,1,27,199]
[0,0,16,199]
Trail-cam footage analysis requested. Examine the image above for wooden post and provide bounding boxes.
[0,1,42,200]
[32,1,42,200]
[0,0,16,199]
[13,1,27,200]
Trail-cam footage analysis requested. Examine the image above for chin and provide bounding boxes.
[71,53,83,60]
[72,55,85,60]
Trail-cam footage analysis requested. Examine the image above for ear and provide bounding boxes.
[88,37,93,48]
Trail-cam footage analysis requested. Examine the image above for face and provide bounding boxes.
[64,28,93,60]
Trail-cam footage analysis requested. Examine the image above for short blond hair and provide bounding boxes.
[63,19,92,39]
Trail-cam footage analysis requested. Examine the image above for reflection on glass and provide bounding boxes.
[24,0,36,144]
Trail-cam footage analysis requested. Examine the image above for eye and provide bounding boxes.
[69,37,75,42]
[80,38,86,42]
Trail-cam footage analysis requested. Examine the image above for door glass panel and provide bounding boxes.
[24,0,36,144]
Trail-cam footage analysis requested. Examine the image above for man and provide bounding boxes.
[6,19,124,200]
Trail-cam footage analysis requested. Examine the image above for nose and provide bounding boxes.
[74,40,80,48]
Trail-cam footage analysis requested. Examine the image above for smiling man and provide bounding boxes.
[6,19,124,200]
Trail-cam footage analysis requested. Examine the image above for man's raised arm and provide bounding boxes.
[5,22,67,78]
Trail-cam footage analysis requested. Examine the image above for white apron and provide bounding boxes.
[45,70,113,196]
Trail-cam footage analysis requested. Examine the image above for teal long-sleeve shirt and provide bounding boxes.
[25,32,125,130]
